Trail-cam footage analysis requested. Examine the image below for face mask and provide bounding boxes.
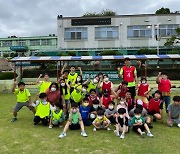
[82,88,87,93]
[108,105,114,110]
[83,103,89,107]
[72,109,77,113]
[104,93,109,97]
[142,80,146,84]
[97,116,103,120]
[51,87,56,92]
[93,105,99,109]
[42,100,47,105]
[120,101,125,105]
[61,83,65,87]
[135,115,141,119]
[77,78,81,82]
[120,115,124,118]
[104,77,109,82]
[93,79,98,84]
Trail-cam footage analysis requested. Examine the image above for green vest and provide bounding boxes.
[35,101,50,118]
[87,80,97,92]
[62,88,70,100]
[38,81,51,93]
[72,112,79,124]
[67,73,78,87]
[52,110,63,121]
[71,85,82,103]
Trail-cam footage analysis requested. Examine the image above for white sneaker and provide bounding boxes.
[120,134,125,139]
[147,132,154,137]
[59,132,66,138]
[177,124,180,128]
[49,125,53,129]
[81,131,88,137]
[141,132,145,138]
[114,130,120,137]
[107,127,111,131]
[93,127,96,132]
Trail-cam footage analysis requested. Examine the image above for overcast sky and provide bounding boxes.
[0,0,180,38]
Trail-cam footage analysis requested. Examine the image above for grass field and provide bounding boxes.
[0,93,180,154]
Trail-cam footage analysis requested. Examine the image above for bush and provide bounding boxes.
[100,50,122,55]
[0,72,17,80]
[67,51,76,56]
[171,50,180,54]
[138,49,157,55]
[81,52,89,56]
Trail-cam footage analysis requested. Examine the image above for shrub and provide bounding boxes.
[0,72,17,80]
[100,50,122,55]
[67,51,76,56]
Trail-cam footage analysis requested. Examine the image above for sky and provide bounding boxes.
[0,0,180,38]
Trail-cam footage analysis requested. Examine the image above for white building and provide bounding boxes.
[57,14,180,55]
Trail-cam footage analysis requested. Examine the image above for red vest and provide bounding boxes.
[158,79,171,92]
[148,98,162,113]
[118,85,128,98]
[122,66,135,82]
[102,96,112,109]
[88,96,99,107]
[102,82,111,94]
[138,83,149,96]
[126,98,133,111]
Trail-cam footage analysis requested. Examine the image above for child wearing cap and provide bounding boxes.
[167,96,180,128]
[131,108,153,138]
[105,101,117,123]
[11,81,35,122]
[92,109,111,131]
[59,102,87,138]
[114,108,129,139]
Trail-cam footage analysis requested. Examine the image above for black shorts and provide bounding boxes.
[69,123,80,130]
[133,124,145,133]
[148,111,160,116]
[128,86,136,97]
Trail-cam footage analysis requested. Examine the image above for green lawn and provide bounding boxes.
[0,93,180,154]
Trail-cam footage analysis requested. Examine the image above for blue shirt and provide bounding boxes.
[79,105,90,120]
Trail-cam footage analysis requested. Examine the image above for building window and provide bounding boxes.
[16,40,26,46]
[64,27,87,40]
[95,26,119,39]
[41,39,52,45]
[127,25,152,38]
[155,24,180,37]
[30,40,40,46]
[2,41,12,47]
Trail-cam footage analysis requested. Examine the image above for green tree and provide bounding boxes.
[155,7,170,14]
[164,28,180,46]
[83,9,116,17]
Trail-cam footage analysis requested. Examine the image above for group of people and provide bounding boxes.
[11,57,180,139]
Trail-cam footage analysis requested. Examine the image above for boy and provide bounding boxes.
[131,108,153,138]
[84,76,99,94]
[167,96,180,127]
[79,97,91,126]
[105,101,117,123]
[88,89,100,107]
[33,93,50,126]
[49,102,65,128]
[115,81,129,99]
[92,109,111,131]
[114,108,129,139]
[59,102,87,138]
[11,81,35,122]
[37,73,51,93]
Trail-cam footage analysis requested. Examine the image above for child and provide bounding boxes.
[117,98,130,120]
[138,77,151,104]
[85,76,99,94]
[125,91,134,111]
[37,73,51,93]
[11,81,35,122]
[114,108,129,139]
[92,109,111,131]
[33,93,50,126]
[88,89,100,107]
[167,96,180,127]
[131,108,153,138]
[115,81,129,99]
[59,102,87,138]
[147,90,163,122]
[49,102,65,128]
[105,101,117,123]
[79,97,91,126]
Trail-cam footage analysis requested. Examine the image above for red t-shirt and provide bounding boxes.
[158,79,171,92]
[138,83,149,96]
[46,89,61,105]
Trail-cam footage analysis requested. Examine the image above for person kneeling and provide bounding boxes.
[59,102,87,138]
[92,110,111,131]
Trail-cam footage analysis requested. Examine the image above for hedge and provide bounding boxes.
[0,72,17,80]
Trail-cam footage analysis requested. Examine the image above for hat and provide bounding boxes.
[137,99,143,106]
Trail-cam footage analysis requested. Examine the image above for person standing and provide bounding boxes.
[118,57,138,101]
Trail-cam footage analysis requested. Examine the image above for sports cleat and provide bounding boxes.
[59,132,66,138]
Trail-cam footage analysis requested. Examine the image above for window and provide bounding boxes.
[95,26,119,39]
[2,41,12,47]
[30,40,40,46]
[16,40,26,46]
[155,24,180,37]
[41,39,52,45]
[127,25,152,38]
[64,27,87,40]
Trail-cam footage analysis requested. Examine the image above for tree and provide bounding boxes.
[164,28,180,46]
[155,7,170,14]
[83,9,117,17]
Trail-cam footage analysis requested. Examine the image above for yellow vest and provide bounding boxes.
[71,85,82,103]
[38,81,51,93]
[67,73,78,87]
[52,110,63,121]
[87,80,97,92]
[62,88,70,100]
[35,101,50,118]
